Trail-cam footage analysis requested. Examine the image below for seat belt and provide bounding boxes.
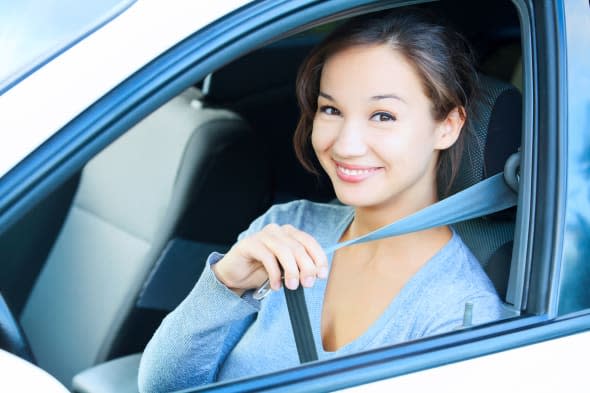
[284,172,518,363]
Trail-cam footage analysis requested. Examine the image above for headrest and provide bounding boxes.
[204,37,321,105]
[447,74,522,196]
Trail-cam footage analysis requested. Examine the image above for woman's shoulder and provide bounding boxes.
[404,233,504,336]
[431,233,498,295]
[409,233,499,311]
[239,199,353,240]
[267,199,350,219]
[420,233,503,319]
[264,199,353,231]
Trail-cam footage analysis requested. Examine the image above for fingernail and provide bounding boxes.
[303,276,315,288]
[286,278,299,290]
[318,266,329,279]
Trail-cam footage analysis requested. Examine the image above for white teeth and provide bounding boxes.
[338,166,373,176]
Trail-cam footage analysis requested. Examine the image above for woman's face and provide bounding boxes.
[311,44,460,213]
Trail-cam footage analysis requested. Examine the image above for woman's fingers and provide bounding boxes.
[240,237,283,291]
[223,224,327,293]
[282,225,329,279]
[216,222,325,293]
[260,224,327,290]
[261,224,302,290]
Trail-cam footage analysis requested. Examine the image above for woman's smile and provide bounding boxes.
[334,160,383,183]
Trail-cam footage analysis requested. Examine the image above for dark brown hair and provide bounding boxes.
[293,9,479,197]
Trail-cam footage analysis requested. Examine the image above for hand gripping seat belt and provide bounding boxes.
[284,172,518,363]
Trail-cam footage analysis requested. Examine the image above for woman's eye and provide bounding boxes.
[370,112,396,122]
[319,105,341,116]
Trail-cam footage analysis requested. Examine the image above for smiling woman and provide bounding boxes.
[138,9,503,392]
[311,45,461,211]
[294,11,479,200]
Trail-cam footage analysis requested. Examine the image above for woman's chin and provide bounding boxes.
[333,191,378,208]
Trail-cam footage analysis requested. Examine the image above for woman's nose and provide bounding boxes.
[332,120,367,157]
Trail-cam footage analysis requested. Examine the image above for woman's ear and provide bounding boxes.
[434,107,465,150]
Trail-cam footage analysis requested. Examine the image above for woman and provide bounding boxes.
[138,10,503,392]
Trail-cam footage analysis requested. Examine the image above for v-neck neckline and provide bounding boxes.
[307,208,457,357]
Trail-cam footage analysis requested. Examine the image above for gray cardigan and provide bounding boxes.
[138,200,503,393]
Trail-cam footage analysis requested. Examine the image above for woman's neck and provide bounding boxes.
[340,181,452,264]
[349,188,438,237]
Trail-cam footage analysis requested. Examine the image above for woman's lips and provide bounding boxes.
[334,161,382,183]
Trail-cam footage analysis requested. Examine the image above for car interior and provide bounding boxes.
[0,0,524,391]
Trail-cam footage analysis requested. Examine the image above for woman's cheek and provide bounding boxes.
[311,122,332,154]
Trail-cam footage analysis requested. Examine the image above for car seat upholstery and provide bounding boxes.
[20,87,271,386]
[449,74,522,300]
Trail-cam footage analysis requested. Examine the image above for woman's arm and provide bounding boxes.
[138,254,259,393]
[137,201,328,392]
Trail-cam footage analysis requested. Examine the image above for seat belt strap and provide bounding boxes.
[284,286,318,362]
[284,172,517,363]
[325,172,517,253]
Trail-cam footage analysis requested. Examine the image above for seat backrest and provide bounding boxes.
[449,74,522,299]
[206,38,336,204]
[20,87,271,386]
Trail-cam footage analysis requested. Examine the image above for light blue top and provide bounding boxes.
[138,200,503,393]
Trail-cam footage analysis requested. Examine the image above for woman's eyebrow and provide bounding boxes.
[319,91,406,104]
[370,94,406,104]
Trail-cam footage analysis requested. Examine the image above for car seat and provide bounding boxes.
[20,87,271,386]
[449,74,521,300]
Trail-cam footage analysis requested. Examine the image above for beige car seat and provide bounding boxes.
[20,87,270,386]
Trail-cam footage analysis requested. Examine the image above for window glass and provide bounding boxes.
[558,0,590,315]
[0,0,135,93]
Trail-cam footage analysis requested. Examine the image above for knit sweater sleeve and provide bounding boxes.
[138,209,274,393]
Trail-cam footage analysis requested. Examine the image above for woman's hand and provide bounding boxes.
[211,224,329,296]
